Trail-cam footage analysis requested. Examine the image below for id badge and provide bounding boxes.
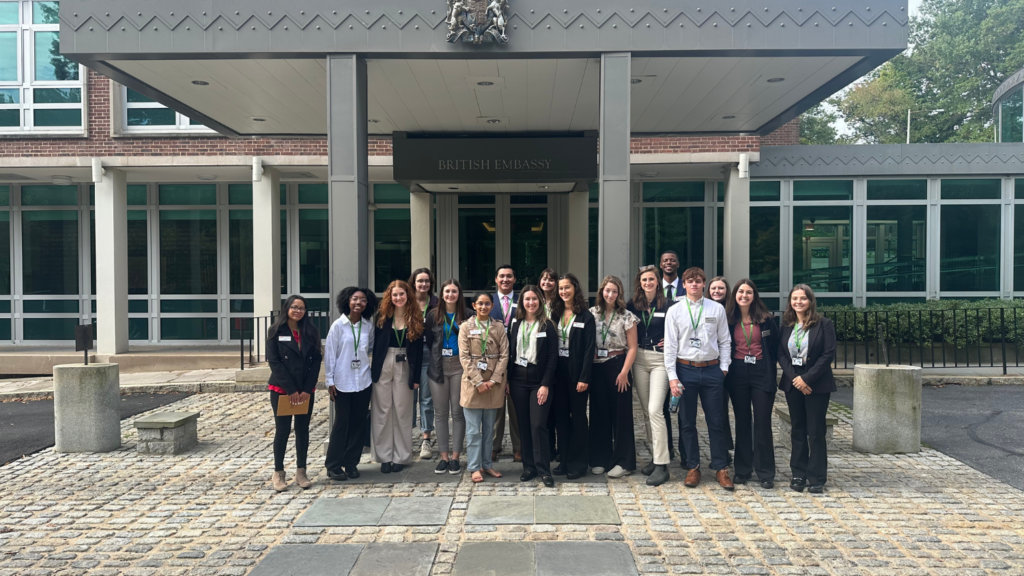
[641,337,653,348]
[441,348,454,357]
[350,359,361,369]
[597,349,609,358]
[744,355,757,365]
[396,352,407,363]
[476,361,489,371]
[689,338,702,349]
[515,357,528,367]
[792,357,804,366]
[559,348,570,358]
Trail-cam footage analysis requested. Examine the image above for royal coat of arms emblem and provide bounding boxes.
[446,0,509,44]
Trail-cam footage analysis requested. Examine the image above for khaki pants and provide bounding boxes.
[371,348,414,465]
[634,348,671,465]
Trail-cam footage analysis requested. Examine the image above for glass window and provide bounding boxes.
[793,180,853,201]
[1000,87,1023,143]
[750,181,781,202]
[21,184,77,206]
[373,209,411,293]
[0,211,9,295]
[32,2,59,24]
[298,209,329,293]
[941,179,1001,200]
[34,31,77,81]
[33,108,80,127]
[298,183,328,204]
[159,210,217,294]
[589,206,598,291]
[866,206,926,292]
[159,184,216,205]
[129,317,149,340]
[642,207,705,273]
[0,32,18,81]
[89,209,146,295]
[1016,179,1023,200]
[127,108,176,126]
[229,210,253,295]
[1015,205,1023,292]
[940,205,1000,291]
[750,206,780,292]
[160,300,217,313]
[121,86,210,133]
[227,183,286,205]
[0,185,7,206]
[23,299,77,312]
[642,182,704,202]
[373,184,410,204]
[717,182,724,203]
[0,2,18,24]
[458,195,495,205]
[458,208,496,291]
[0,319,9,341]
[867,180,927,200]
[510,208,547,288]
[793,206,852,292]
[716,206,723,277]
[161,318,217,340]
[22,210,78,295]
[23,317,76,340]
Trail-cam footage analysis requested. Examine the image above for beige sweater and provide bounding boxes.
[458,317,509,410]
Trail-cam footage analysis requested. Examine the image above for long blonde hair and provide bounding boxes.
[377,280,424,340]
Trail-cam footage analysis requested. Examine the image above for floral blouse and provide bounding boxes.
[588,306,639,363]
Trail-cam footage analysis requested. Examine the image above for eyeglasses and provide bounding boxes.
[289,306,306,312]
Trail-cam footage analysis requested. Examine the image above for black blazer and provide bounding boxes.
[507,319,559,388]
[370,316,424,389]
[424,306,473,383]
[266,323,322,395]
[554,309,596,385]
[726,315,781,394]
[777,316,837,394]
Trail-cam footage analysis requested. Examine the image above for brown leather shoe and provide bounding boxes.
[684,468,701,487]
[716,469,735,491]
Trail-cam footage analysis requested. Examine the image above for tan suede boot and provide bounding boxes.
[271,471,287,492]
[295,468,313,489]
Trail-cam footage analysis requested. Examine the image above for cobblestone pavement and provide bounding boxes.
[1,391,1022,576]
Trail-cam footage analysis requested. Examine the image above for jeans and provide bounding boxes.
[465,407,498,472]
[417,353,434,434]
[678,363,729,471]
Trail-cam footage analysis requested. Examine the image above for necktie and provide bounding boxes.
[666,284,674,301]
[502,296,511,326]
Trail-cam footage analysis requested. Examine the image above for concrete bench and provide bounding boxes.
[135,411,200,454]
[774,405,838,450]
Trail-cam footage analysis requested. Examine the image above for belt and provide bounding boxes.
[596,349,626,360]
[676,358,719,368]
[640,345,664,352]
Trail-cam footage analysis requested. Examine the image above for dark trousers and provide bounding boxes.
[678,364,729,470]
[725,362,776,481]
[588,356,636,471]
[325,387,372,472]
[509,378,552,476]
[270,391,314,472]
[547,406,559,460]
[666,397,678,461]
[785,389,831,485]
[722,390,734,451]
[553,363,590,476]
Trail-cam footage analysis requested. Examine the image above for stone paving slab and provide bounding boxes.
[453,542,536,576]
[534,495,620,525]
[465,496,535,525]
[535,542,638,576]
[348,542,437,576]
[378,496,453,526]
[295,498,391,527]
[248,544,363,576]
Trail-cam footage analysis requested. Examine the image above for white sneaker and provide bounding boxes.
[607,465,631,478]
[591,467,606,475]
[419,438,432,459]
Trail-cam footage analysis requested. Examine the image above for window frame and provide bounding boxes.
[117,83,216,135]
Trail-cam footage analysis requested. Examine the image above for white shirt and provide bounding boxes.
[325,315,374,392]
[663,296,731,380]
[661,277,683,301]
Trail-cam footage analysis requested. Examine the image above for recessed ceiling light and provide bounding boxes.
[767,77,785,83]
[196,174,217,181]
[50,175,73,186]
[191,80,209,86]
[538,185,549,189]
[722,115,736,119]
[640,171,658,178]
[476,81,494,86]
[368,119,380,123]
[448,186,459,190]
[251,117,266,122]
[486,119,501,124]
[630,78,642,84]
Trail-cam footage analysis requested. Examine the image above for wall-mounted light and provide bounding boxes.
[197,174,217,181]
[51,175,73,186]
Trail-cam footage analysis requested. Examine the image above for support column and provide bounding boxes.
[723,166,750,283]
[253,166,281,318]
[95,166,128,354]
[328,54,369,317]
[410,191,432,271]
[598,52,631,289]
[567,190,589,295]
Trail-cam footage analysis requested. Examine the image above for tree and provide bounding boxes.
[799,104,842,145]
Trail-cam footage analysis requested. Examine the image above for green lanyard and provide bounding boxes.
[794,323,806,355]
[600,311,616,345]
[642,308,655,331]
[559,314,576,345]
[475,317,491,357]
[393,325,407,348]
[520,321,536,351]
[741,321,753,348]
[443,313,457,342]
[349,319,362,355]
[422,302,430,319]
[684,297,704,332]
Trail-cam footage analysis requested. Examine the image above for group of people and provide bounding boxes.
[264,250,837,493]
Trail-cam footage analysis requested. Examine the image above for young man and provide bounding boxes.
[663,267,734,490]
[490,264,522,462]
[660,250,683,301]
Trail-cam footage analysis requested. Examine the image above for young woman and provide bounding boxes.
[778,284,837,494]
[324,287,377,482]
[507,285,559,487]
[459,292,510,483]
[538,267,560,459]
[627,265,678,487]
[550,273,596,480]
[266,295,323,491]
[424,279,472,475]
[724,279,780,489]
[410,268,438,460]
[707,275,735,460]
[370,280,425,473]
[589,275,639,478]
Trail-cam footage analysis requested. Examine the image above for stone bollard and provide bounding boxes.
[53,363,122,453]
[852,364,922,454]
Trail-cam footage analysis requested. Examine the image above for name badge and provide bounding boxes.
[573,322,585,328]
[762,330,771,337]
[706,317,717,324]
[395,351,407,363]
[689,338,702,349]
[597,349,609,358]
[536,332,547,338]
[653,312,666,318]
[351,359,361,369]
[744,355,757,365]
[476,361,489,370]
[515,357,528,367]
[641,337,653,347]
[441,348,454,357]
[792,358,804,366]
[278,335,292,342]
[470,329,483,335]
[559,349,570,358]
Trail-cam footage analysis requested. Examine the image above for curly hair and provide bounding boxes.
[377,280,424,341]
[550,273,587,318]
[337,286,377,320]
[594,275,628,315]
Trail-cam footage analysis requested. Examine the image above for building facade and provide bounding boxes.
[0,0,1020,352]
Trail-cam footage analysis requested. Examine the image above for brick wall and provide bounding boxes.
[630,135,760,154]
[759,117,800,147]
